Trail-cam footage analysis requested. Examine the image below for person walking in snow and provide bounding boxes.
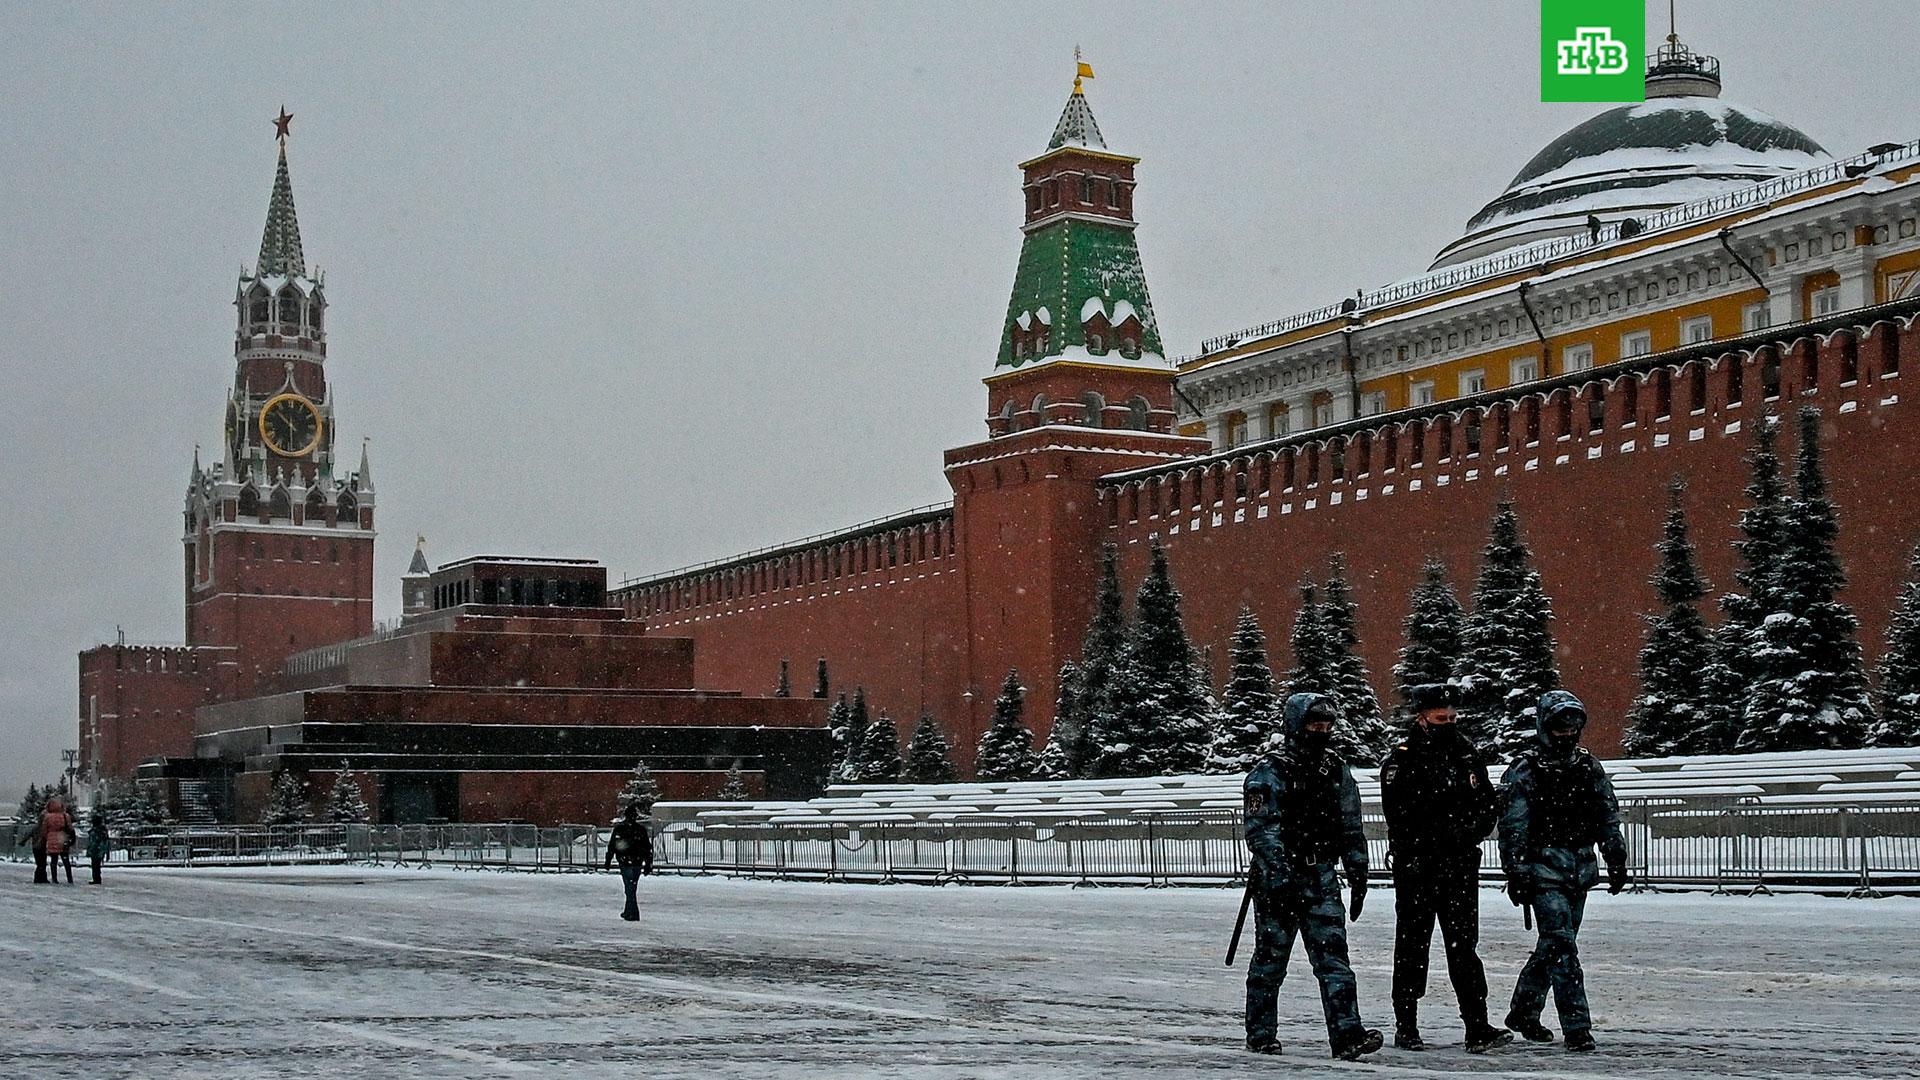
[86,807,111,885]
[603,803,654,921]
[40,797,76,885]
[1382,683,1511,1053]
[1239,692,1383,1060]
[23,815,47,884]
[1498,690,1628,1052]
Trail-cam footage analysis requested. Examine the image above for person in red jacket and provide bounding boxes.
[40,797,76,885]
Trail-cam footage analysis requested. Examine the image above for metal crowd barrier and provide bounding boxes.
[11,801,1915,895]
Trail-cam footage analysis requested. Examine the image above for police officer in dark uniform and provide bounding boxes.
[1499,690,1628,1052]
[1381,683,1512,1053]
[1241,692,1383,1060]
[603,803,655,921]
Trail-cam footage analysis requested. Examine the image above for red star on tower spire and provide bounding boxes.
[274,106,293,143]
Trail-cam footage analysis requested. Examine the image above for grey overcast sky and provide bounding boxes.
[0,2,1908,794]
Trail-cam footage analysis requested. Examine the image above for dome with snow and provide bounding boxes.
[1431,43,1830,268]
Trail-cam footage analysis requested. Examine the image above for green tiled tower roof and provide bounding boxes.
[997,220,1162,369]
[256,144,306,278]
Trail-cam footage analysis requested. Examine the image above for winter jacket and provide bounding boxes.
[86,820,112,860]
[605,818,654,869]
[1244,694,1367,896]
[1498,700,1627,892]
[40,809,74,855]
[1381,727,1498,869]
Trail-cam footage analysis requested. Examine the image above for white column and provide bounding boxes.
[1769,273,1803,327]
[1835,249,1874,311]
[1205,413,1229,448]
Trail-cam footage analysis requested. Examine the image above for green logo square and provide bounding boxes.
[1541,0,1645,102]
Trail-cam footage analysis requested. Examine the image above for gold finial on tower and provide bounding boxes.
[1073,45,1094,95]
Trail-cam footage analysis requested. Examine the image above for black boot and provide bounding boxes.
[1564,1031,1596,1052]
[1504,1012,1555,1044]
[1393,1002,1425,1050]
[1245,1037,1281,1055]
[1331,1028,1383,1061]
[1465,1020,1513,1053]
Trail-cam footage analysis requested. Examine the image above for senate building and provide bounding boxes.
[81,35,1920,822]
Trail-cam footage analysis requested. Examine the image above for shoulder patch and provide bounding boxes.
[1381,763,1398,784]
[1244,789,1263,816]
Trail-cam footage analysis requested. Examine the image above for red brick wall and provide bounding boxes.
[77,646,224,779]
[458,768,756,824]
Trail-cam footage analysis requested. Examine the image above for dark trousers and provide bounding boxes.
[1509,886,1590,1036]
[1392,856,1489,1026]
[1245,869,1363,1047]
[617,860,643,920]
[90,856,103,885]
[32,849,47,884]
[48,853,73,884]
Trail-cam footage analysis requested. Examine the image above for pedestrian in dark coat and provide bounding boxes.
[1499,690,1628,1053]
[41,798,75,885]
[25,818,47,884]
[86,808,111,885]
[1239,692,1383,1060]
[1382,683,1512,1052]
[603,803,655,921]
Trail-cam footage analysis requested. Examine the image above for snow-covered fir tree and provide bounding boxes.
[825,693,854,781]
[1080,544,1131,776]
[617,761,661,817]
[1624,480,1729,757]
[904,712,959,784]
[813,658,830,699]
[1285,580,1334,700]
[14,783,46,830]
[1395,559,1464,706]
[976,669,1038,781]
[835,688,876,782]
[717,764,752,802]
[774,659,791,698]
[1873,540,1920,746]
[1035,661,1086,780]
[1205,608,1281,773]
[1713,412,1790,750]
[1454,502,1560,760]
[322,767,371,825]
[853,711,903,783]
[1093,544,1212,777]
[1321,555,1393,765]
[1738,408,1874,750]
[261,769,309,827]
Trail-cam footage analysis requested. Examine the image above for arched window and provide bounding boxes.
[337,492,358,526]
[249,289,270,327]
[308,301,323,334]
[304,488,327,525]
[1081,391,1107,427]
[268,487,292,520]
[1126,396,1150,431]
[1088,332,1105,353]
[237,485,261,518]
[1031,393,1049,419]
[278,288,301,329]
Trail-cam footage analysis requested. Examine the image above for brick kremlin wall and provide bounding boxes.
[619,306,1920,765]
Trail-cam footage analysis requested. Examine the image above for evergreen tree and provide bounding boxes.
[1285,580,1334,700]
[1873,540,1920,746]
[1035,662,1086,780]
[814,658,830,699]
[1094,543,1213,776]
[1081,544,1131,775]
[852,711,903,782]
[976,669,1038,781]
[261,768,309,827]
[717,764,752,802]
[1623,480,1727,757]
[322,767,371,825]
[839,687,874,782]
[1321,555,1393,765]
[825,693,853,781]
[617,761,661,817]
[1738,408,1874,750]
[904,712,959,784]
[1712,412,1790,751]
[774,659,791,698]
[16,783,45,826]
[1206,608,1281,773]
[1395,559,1465,705]
[1454,502,1560,760]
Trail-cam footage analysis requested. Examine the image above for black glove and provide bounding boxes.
[1506,870,1535,907]
[1607,863,1627,895]
[1346,869,1367,922]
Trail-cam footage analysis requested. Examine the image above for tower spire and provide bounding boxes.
[1049,51,1105,151]
[257,109,307,278]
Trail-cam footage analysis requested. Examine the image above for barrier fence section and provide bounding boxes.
[7,801,1917,894]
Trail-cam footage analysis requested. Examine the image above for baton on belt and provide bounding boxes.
[1225,879,1255,966]
[1524,902,1533,931]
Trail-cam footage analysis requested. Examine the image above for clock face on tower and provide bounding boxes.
[259,393,323,457]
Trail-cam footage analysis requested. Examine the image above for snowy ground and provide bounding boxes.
[2,867,1917,1078]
